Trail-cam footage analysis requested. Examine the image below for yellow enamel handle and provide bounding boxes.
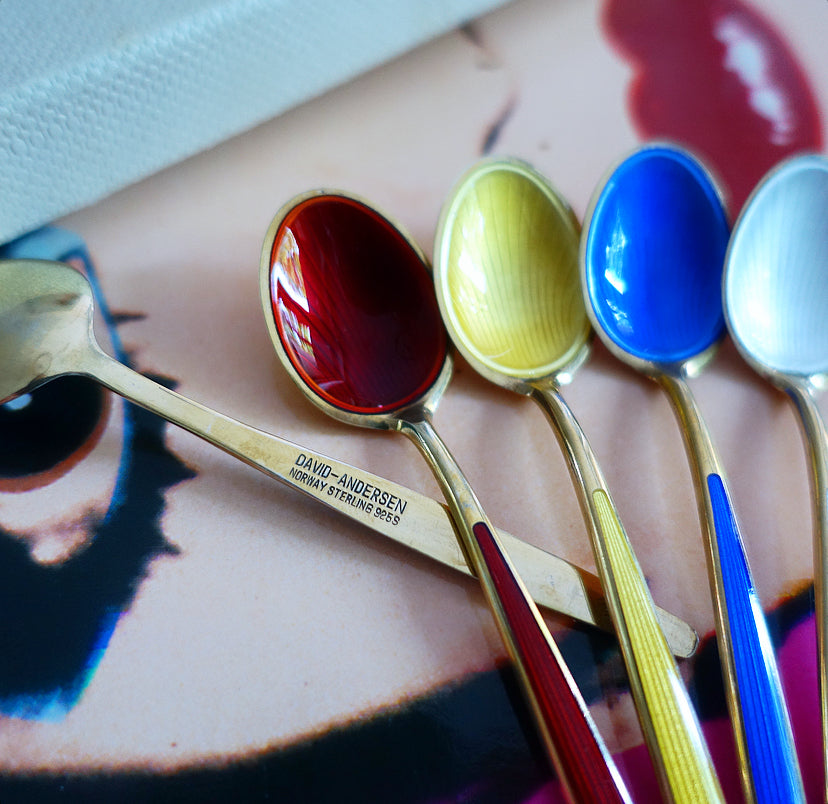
[593,490,724,802]
[537,386,723,803]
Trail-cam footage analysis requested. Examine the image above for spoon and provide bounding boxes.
[260,190,632,803]
[0,258,698,646]
[724,152,828,801]
[434,156,723,803]
[582,143,805,804]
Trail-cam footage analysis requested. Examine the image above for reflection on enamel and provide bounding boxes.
[460,208,485,246]
[603,219,633,335]
[276,298,316,369]
[607,302,633,336]
[273,227,319,372]
[451,264,490,324]
[603,212,628,293]
[458,210,489,294]
[456,248,487,297]
[716,14,795,146]
[449,215,491,322]
[274,228,309,312]
[604,258,627,295]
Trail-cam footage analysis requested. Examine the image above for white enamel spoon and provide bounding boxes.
[724,152,828,802]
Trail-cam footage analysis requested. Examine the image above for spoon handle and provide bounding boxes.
[785,382,828,804]
[534,386,723,803]
[660,374,805,804]
[71,343,700,649]
[400,417,632,804]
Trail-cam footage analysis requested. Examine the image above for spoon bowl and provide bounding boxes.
[261,190,631,803]
[724,152,828,801]
[263,192,452,420]
[434,158,590,389]
[582,145,728,376]
[0,259,94,403]
[725,153,828,383]
[582,143,805,804]
[435,157,722,803]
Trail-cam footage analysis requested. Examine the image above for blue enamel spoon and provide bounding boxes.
[581,143,805,804]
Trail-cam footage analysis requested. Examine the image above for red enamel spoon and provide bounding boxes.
[260,191,632,803]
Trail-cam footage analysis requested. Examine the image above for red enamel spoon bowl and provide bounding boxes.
[260,191,631,803]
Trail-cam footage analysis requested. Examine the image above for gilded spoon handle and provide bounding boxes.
[659,373,805,804]
[785,381,828,803]
[401,417,632,804]
[68,342,697,647]
[534,386,723,803]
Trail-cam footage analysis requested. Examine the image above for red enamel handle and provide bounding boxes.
[473,522,630,804]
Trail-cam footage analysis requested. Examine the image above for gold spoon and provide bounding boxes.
[0,256,695,650]
[433,156,722,804]
[260,190,632,803]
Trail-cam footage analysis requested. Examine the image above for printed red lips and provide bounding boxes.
[602,0,824,212]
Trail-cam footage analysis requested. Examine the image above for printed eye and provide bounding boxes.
[0,377,110,491]
[0,235,127,565]
[0,229,190,722]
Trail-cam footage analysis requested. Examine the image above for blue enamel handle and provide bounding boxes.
[707,474,804,804]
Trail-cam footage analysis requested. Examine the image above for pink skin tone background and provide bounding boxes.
[0,0,825,800]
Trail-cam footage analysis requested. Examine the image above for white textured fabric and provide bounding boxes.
[0,0,508,243]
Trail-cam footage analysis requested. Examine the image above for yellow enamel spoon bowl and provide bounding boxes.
[434,157,722,804]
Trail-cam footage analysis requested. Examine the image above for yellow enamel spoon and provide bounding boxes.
[434,156,722,803]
